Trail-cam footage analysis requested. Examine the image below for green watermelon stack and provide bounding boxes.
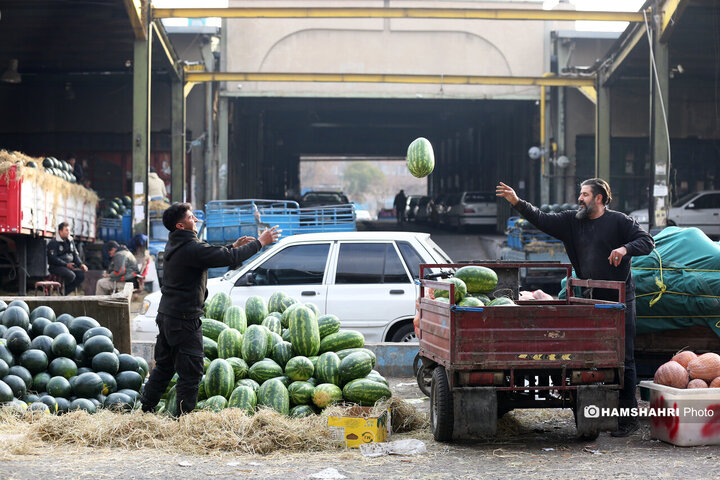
[245,296,268,326]
[288,306,320,357]
[222,306,247,333]
[205,292,232,321]
[406,137,435,178]
[433,278,467,303]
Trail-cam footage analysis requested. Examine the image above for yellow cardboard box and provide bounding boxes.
[327,406,392,448]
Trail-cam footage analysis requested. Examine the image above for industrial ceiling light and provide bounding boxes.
[1,58,21,84]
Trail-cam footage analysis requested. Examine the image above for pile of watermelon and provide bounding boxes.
[0,300,147,415]
[432,265,515,306]
[156,291,392,417]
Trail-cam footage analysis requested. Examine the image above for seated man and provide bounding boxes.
[95,240,141,295]
[47,222,88,295]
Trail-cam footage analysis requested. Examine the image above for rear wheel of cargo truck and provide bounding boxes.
[431,365,454,442]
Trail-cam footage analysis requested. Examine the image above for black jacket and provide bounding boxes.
[514,200,655,300]
[158,229,262,320]
[47,236,82,267]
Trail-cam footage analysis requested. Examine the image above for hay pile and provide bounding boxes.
[0,398,428,455]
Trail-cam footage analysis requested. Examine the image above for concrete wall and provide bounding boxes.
[223,0,569,100]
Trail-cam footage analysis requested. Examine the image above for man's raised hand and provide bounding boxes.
[496,182,520,206]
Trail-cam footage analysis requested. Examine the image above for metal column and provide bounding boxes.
[218,97,229,200]
[171,76,186,203]
[594,80,611,181]
[132,32,151,235]
[650,24,670,228]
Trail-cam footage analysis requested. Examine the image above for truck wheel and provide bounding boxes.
[416,363,432,398]
[431,365,454,442]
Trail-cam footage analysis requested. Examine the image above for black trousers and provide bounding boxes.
[620,298,638,412]
[140,313,204,416]
[49,265,85,295]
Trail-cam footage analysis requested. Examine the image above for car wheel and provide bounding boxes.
[390,322,417,342]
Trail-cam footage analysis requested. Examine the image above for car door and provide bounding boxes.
[678,193,720,236]
[229,242,331,312]
[325,241,416,342]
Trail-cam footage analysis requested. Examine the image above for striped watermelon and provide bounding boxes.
[205,292,232,321]
[257,378,289,415]
[280,303,302,329]
[315,352,341,386]
[339,351,374,385]
[458,296,484,307]
[336,348,377,368]
[312,383,342,408]
[262,316,283,335]
[468,293,492,304]
[342,378,392,406]
[279,296,298,314]
[236,378,259,393]
[488,297,516,306]
[289,405,315,417]
[222,306,247,333]
[306,377,317,386]
[248,358,283,384]
[406,137,435,178]
[245,296,268,325]
[202,318,229,341]
[271,341,294,369]
[281,328,292,342]
[268,311,282,321]
[226,357,249,381]
[242,325,268,365]
[433,278,467,303]
[319,330,364,353]
[205,359,235,399]
[269,331,283,350]
[284,356,314,381]
[217,328,243,359]
[197,376,207,400]
[228,385,256,415]
[288,380,315,405]
[308,356,319,370]
[454,265,498,294]
[317,314,341,339]
[366,371,389,386]
[304,302,320,318]
[288,306,320,357]
[203,336,218,360]
[267,292,286,314]
[203,395,228,411]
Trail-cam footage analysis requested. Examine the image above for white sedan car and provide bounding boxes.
[133,231,453,343]
[629,190,720,237]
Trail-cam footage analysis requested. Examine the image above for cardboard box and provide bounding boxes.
[640,380,720,447]
[327,407,392,448]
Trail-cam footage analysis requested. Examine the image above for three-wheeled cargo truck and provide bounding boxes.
[416,262,626,441]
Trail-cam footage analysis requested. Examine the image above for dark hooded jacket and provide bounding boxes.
[158,229,262,320]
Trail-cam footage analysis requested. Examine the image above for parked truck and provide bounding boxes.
[0,162,98,294]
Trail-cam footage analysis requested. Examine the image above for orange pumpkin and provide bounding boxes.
[671,350,697,368]
[654,360,690,389]
[687,379,708,389]
[687,353,720,382]
[710,377,720,388]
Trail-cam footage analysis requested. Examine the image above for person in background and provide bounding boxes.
[130,233,159,292]
[149,166,167,201]
[496,178,654,438]
[47,222,88,295]
[95,240,142,295]
[67,154,83,182]
[140,202,280,416]
[393,189,407,226]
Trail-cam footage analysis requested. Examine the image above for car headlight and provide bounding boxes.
[141,299,151,315]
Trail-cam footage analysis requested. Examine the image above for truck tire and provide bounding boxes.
[431,365,453,442]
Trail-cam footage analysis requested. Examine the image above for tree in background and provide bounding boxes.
[343,162,386,203]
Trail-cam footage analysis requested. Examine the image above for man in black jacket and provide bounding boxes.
[47,222,88,295]
[140,202,280,415]
[496,178,654,437]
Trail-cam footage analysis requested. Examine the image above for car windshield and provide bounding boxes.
[303,193,348,204]
[673,192,699,207]
[464,192,495,203]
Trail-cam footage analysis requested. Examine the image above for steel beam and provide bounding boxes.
[171,76,186,203]
[600,25,646,85]
[651,29,670,227]
[132,34,151,236]
[660,0,688,43]
[153,7,644,22]
[184,71,595,87]
[575,85,597,104]
[594,81,611,181]
[124,0,147,40]
[151,21,181,81]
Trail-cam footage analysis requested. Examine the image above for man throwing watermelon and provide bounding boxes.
[496,178,654,437]
[140,202,280,416]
